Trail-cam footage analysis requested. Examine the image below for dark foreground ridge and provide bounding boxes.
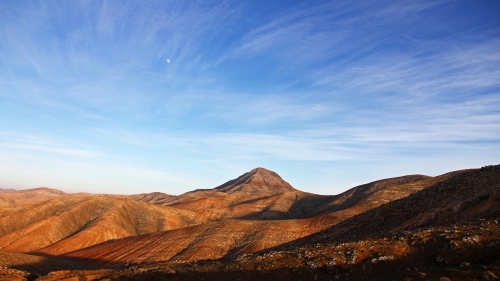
[24,219,500,281]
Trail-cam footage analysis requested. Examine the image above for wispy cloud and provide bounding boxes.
[217,1,442,68]
[200,92,334,125]
[312,40,500,101]
[0,132,100,158]
[89,96,500,163]
[1,144,97,158]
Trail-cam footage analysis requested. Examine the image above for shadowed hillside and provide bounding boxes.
[274,165,500,250]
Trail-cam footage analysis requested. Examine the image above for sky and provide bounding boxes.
[0,0,499,195]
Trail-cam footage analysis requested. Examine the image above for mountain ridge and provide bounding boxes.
[55,168,482,264]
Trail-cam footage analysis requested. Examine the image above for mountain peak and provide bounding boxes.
[214,167,296,195]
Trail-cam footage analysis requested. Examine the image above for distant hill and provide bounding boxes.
[0,187,66,206]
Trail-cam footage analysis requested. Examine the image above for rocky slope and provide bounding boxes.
[62,215,338,265]
[277,165,500,249]
[34,219,500,281]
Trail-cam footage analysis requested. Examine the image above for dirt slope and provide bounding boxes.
[0,195,200,255]
[62,215,337,265]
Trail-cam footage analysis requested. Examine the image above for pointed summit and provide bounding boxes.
[215,167,296,196]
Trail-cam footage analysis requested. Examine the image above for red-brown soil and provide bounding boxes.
[0,165,499,280]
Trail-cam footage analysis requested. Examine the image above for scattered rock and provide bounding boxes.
[460,262,470,267]
[483,271,499,280]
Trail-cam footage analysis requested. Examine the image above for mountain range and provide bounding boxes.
[0,165,499,280]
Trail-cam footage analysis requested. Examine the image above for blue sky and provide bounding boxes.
[0,0,499,195]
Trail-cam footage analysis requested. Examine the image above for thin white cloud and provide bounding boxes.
[88,97,500,163]
[217,1,442,68]
[0,144,98,158]
[0,132,100,158]
[202,93,335,125]
[313,39,500,101]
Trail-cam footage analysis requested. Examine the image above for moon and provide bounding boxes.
[166,59,170,63]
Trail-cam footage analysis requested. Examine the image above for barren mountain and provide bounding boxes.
[129,168,314,220]
[0,165,499,281]
[58,168,466,265]
[127,168,449,222]
[214,167,296,195]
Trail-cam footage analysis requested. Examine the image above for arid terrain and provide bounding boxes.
[0,165,499,280]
